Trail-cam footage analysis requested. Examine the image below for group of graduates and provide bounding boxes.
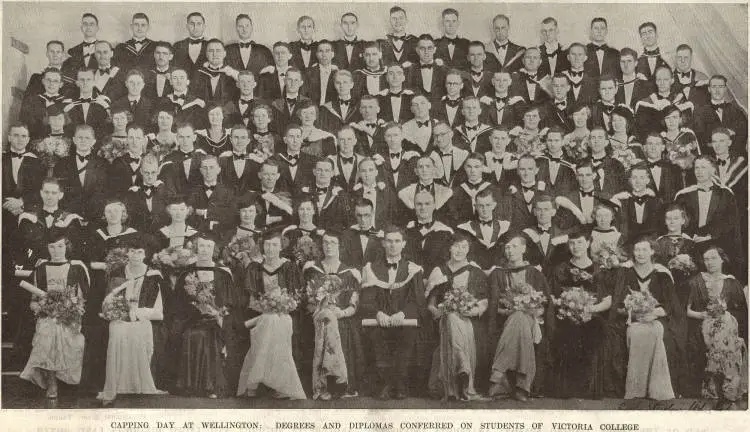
[2,6,748,408]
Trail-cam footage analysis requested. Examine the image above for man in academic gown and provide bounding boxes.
[187,156,236,233]
[113,13,157,71]
[333,13,366,72]
[160,123,208,197]
[435,8,470,70]
[349,158,396,230]
[225,14,274,78]
[583,17,620,79]
[62,13,100,74]
[190,39,239,107]
[340,198,386,268]
[485,14,525,73]
[172,13,208,78]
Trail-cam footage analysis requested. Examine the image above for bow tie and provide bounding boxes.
[49,133,64,138]
[82,41,96,47]
[647,160,662,169]
[439,151,452,158]
[239,41,252,49]
[537,227,550,234]
[189,38,204,45]
[717,158,728,167]
[466,182,482,190]
[340,156,354,164]
[77,154,91,163]
[445,98,461,108]
[678,71,691,79]
[10,152,25,159]
[417,183,433,192]
[570,81,583,89]
[420,63,434,70]
[255,130,271,137]
[525,73,538,84]
[204,185,216,192]
[204,67,223,78]
[546,50,559,58]
[479,219,493,227]
[580,190,594,197]
[494,41,508,51]
[547,156,562,163]
[358,227,378,236]
[416,120,430,128]
[568,70,584,78]
[286,97,297,106]
[470,70,483,77]
[363,122,377,128]
[698,185,715,193]
[492,157,505,164]
[286,154,299,162]
[390,152,401,159]
[591,157,605,167]
[171,94,186,103]
[125,155,140,164]
[389,92,402,97]
[632,195,649,205]
[465,124,478,132]
[602,103,615,113]
[99,67,111,74]
[43,210,57,218]
[592,227,614,233]
[711,102,727,111]
[142,185,154,195]
[417,221,434,230]
[386,262,399,270]
[239,98,253,106]
[43,94,64,103]
[495,96,507,104]
[643,47,660,57]
[129,99,140,108]
[594,44,607,51]
[233,153,247,160]
[338,99,351,107]
[344,39,357,46]
[315,186,328,195]
[390,35,405,42]
[521,185,536,193]
[78,97,92,103]
[300,43,313,52]
[555,100,567,109]
[180,151,193,159]
[154,69,170,77]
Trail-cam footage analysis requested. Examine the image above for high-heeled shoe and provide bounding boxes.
[46,379,58,399]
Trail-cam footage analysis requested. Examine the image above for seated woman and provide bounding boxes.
[426,233,489,401]
[156,196,200,250]
[661,105,701,161]
[20,234,89,399]
[237,231,305,400]
[549,229,612,399]
[97,236,168,406]
[250,104,284,157]
[686,245,748,407]
[195,105,232,156]
[296,101,336,158]
[610,237,681,400]
[654,204,697,309]
[97,108,131,162]
[487,234,551,401]
[147,109,177,161]
[172,234,235,398]
[562,105,591,163]
[303,231,364,400]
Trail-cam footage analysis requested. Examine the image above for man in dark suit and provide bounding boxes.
[304,40,338,106]
[507,155,547,231]
[538,17,569,78]
[63,66,112,138]
[111,69,154,129]
[616,47,655,109]
[172,12,208,78]
[404,34,447,102]
[483,128,520,190]
[222,70,266,128]
[671,44,710,109]
[53,125,108,221]
[590,75,619,133]
[588,128,626,196]
[509,48,550,105]
[269,68,310,134]
[463,42,494,99]
[642,133,683,201]
[271,124,317,192]
[191,39,239,107]
[455,189,510,270]
[92,41,127,101]
[124,153,169,233]
[446,153,494,225]
[636,22,668,81]
[350,158,396,229]
[485,14,525,73]
[377,65,414,124]
[433,70,465,128]
[143,42,174,100]
[328,126,363,192]
[352,42,388,99]
[482,71,520,128]
[257,42,294,101]
[318,71,361,134]
[225,14,274,77]
[378,123,421,196]
[614,164,665,243]
[333,13,366,71]
[584,17,620,79]
[435,8,470,70]
[561,43,598,107]
[218,126,263,194]
[26,42,74,99]
[542,75,575,132]
[187,155,236,233]
[20,68,67,140]
[301,158,352,231]
[62,14,100,75]
[289,16,319,74]
[341,198,386,268]
[452,97,493,154]
[521,194,569,270]
[693,75,748,155]
[536,127,577,197]
[379,6,419,66]
[113,13,157,72]
[160,68,207,128]
[351,96,387,157]
[109,124,149,196]
[554,161,614,231]
[160,122,208,197]
[250,160,292,228]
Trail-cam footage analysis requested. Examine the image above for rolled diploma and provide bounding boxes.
[19,280,47,297]
[361,318,418,327]
[14,269,32,278]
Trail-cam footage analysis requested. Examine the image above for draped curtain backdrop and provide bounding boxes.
[2,2,748,134]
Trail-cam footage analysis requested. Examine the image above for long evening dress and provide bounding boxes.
[20,260,89,388]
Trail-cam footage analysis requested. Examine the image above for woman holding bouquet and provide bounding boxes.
[98,108,132,163]
[302,231,364,400]
[238,231,306,399]
[686,246,747,406]
[487,234,551,401]
[97,237,168,406]
[608,106,645,169]
[156,196,200,250]
[80,200,141,394]
[250,105,283,156]
[509,106,546,157]
[172,234,235,398]
[661,105,700,186]
[610,237,682,400]
[549,230,613,399]
[425,234,489,400]
[654,205,697,309]
[562,105,591,163]
[195,105,232,156]
[282,198,323,267]
[20,234,89,399]
[147,109,177,162]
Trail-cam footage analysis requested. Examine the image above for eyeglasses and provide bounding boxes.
[710,85,727,89]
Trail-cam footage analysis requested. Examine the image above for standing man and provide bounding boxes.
[538,17,569,78]
[304,40,338,106]
[333,12,366,72]
[257,42,294,101]
[435,8,470,70]
[26,41,74,99]
[404,34,447,101]
[64,69,110,138]
[671,44,710,108]
[509,48,550,104]
[636,22,669,80]
[191,39,239,106]
[144,42,174,99]
[583,17,620,79]
[463,42,494,99]
[114,13,157,71]
[172,12,208,78]
[352,43,387,99]
[63,13,100,74]
[380,6,419,66]
[92,40,127,101]
[111,69,154,128]
[289,16,319,74]
[225,14,274,77]
[485,14,525,73]
[693,75,748,155]
[616,47,655,109]
[561,43,598,107]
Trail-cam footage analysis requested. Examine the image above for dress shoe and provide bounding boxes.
[513,389,528,402]
[394,388,408,400]
[377,385,392,400]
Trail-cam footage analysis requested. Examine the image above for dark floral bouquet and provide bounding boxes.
[249,282,299,314]
[29,284,85,328]
[305,274,344,308]
[152,244,198,268]
[222,235,261,268]
[562,133,590,162]
[105,247,130,275]
[552,287,596,324]
[666,139,699,171]
[624,289,659,323]
[594,243,622,269]
[667,254,697,276]
[570,267,594,284]
[500,282,547,324]
[611,148,642,171]
[184,272,228,322]
[100,293,131,322]
[705,296,727,319]
[33,135,70,173]
[293,235,321,265]
[438,286,479,316]
[98,135,129,163]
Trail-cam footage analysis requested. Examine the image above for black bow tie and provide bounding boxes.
[522,185,536,193]
[344,39,357,46]
[358,227,378,236]
[390,35,405,42]
[602,103,615,114]
[495,96,507,104]
[189,38,204,45]
[416,120,430,128]
[239,41,252,49]
[445,98,460,108]
[465,124,478,131]
[286,97,297,106]
[492,157,505,164]
[389,92,402,98]
[555,100,567,109]
[340,156,354,164]
[647,160,662,169]
[479,219,493,227]
[390,152,401,159]
[99,67,111,74]
[569,70,584,78]
[386,262,398,270]
[594,44,607,51]
[592,157,605,167]
[49,133,64,138]
[592,227,614,233]
[466,182,482,190]
[644,48,660,57]
[494,41,508,51]
[525,73,538,84]
[204,67,223,78]
[239,98,253,105]
[233,152,247,160]
[178,151,193,160]
[315,186,328,195]
[338,99,351,107]
[547,155,562,163]
[678,71,691,79]
[571,81,583,89]
[363,122,377,129]
[580,190,594,197]
[125,155,140,164]
[43,94,64,103]
[142,185,154,195]
[10,152,25,159]
[546,50,559,59]
[417,183,433,192]
[77,153,91,163]
[78,97,92,103]
[300,43,313,52]
[698,186,715,193]
[470,70,483,77]
[171,94,186,103]
[204,184,216,192]
[712,102,727,111]
[286,154,299,162]
[632,195,648,205]
[420,63,433,70]
[717,158,728,167]
[153,69,169,77]
[43,210,57,218]
[439,151,452,158]
[538,227,550,234]
[417,221,434,230]
[82,41,96,47]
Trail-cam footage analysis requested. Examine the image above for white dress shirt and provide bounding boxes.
[239,41,252,67]
[188,40,202,63]
[390,94,402,122]
[697,188,712,227]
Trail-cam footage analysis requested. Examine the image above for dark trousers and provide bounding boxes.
[368,326,416,389]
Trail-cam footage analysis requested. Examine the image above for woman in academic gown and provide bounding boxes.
[195,105,232,156]
[282,198,324,266]
[296,101,336,158]
[172,234,235,398]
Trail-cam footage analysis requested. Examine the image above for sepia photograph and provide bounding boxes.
[0,0,747,423]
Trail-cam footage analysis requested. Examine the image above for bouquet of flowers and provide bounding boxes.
[98,136,129,163]
[183,272,228,322]
[33,135,70,173]
[437,286,479,316]
[146,139,175,162]
[511,130,546,157]
[152,244,198,268]
[611,148,642,171]
[623,289,659,323]
[594,243,622,269]
[105,247,130,275]
[562,134,590,162]
[499,283,547,324]
[552,287,596,324]
[667,254,697,276]
[293,235,322,265]
[221,235,261,268]
[570,267,594,284]
[305,274,344,308]
[100,293,131,321]
[29,284,85,328]
[666,140,698,171]
[705,296,727,319]
[249,284,299,314]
